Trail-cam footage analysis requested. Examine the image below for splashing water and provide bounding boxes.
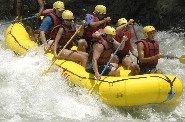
[0,23,184,122]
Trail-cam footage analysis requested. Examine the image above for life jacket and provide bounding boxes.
[115,29,131,54]
[42,9,53,16]
[135,39,159,69]
[89,36,114,65]
[58,23,76,49]
[83,14,107,40]
[42,9,62,40]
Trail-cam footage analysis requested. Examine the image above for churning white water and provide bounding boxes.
[0,23,184,122]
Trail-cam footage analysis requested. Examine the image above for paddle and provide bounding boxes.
[43,25,83,74]
[163,55,185,64]
[132,24,139,40]
[0,16,36,26]
[89,39,125,94]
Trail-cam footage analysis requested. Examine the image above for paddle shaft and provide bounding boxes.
[163,54,185,64]
[44,25,83,73]
[0,16,36,26]
[163,55,178,59]
[132,24,139,40]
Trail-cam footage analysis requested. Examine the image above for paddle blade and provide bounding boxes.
[179,55,185,64]
[42,64,58,75]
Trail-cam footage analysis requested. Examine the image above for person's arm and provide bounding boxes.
[116,23,128,32]
[92,43,104,80]
[35,0,44,17]
[78,20,86,37]
[90,17,111,27]
[54,27,64,58]
[90,19,105,27]
[137,42,161,63]
[39,16,53,46]
[16,0,22,18]
[86,15,110,28]
[129,41,138,58]
[92,29,103,39]
[116,19,134,31]
[113,36,127,50]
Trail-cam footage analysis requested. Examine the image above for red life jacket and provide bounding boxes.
[89,36,114,65]
[115,29,131,54]
[83,14,107,40]
[135,39,159,68]
[42,9,53,16]
[42,9,62,40]
[58,23,76,49]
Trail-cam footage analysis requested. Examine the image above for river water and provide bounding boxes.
[0,23,185,122]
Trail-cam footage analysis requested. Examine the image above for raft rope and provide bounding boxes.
[54,62,178,100]
[162,75,176,102]
[8,23,28,50]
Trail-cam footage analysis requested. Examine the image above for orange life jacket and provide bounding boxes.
[135,39,159,69]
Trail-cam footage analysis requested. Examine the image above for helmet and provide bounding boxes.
[62,10,74,20]
[143,26,155,38]
[117,18,127,26]
[93,5,106,14]
[104,26,116,36]
[53,1,65,11]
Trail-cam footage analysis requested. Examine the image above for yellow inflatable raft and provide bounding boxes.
[5,22,37,55]
[4,22,183,106]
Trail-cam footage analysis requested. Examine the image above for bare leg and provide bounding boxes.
[109,67,120,76]
[78,39,88,52]
[59,49,87,67]
[111,55,119,64]
[26,25,36,42]
[16,0,22,18]
[130,63,140,75]
[122,55,140,75]
[77,51,89,58]
[47,40,54,50]
[154,69,162,74]
[110,63,118,69]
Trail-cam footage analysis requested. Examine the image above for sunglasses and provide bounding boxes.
[98,13,106,15]
[148,31,156,35]
[65,19,73,21]
[56,8,65,11]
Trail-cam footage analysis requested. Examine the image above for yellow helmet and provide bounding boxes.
[143,26,156,38]
[117,18,127,26]
[62,10,74,20]
[93,5,106,14]
[104,26,116,36]
[53,1,65,11]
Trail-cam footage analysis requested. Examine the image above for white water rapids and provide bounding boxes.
[0,23,185,122]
